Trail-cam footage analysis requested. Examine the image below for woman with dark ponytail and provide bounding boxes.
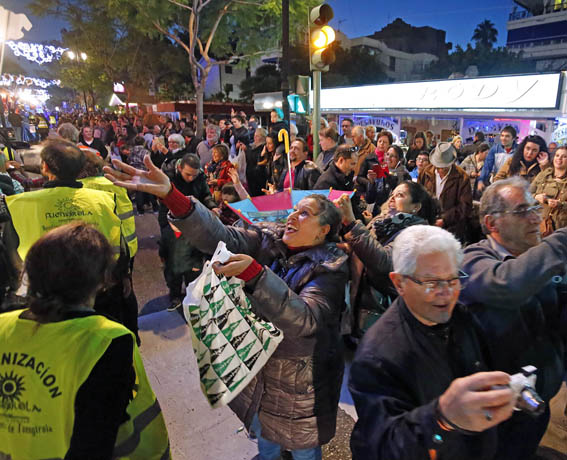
[0,222,170,460]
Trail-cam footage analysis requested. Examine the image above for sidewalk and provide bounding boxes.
[138,309,258,459]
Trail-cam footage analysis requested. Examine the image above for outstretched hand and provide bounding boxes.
[103,155,172,199]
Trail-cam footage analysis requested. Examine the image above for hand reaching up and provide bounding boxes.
[103,155,172,198]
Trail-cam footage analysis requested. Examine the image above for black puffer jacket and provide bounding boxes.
[173,201,349,450]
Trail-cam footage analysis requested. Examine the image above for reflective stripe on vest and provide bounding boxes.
[0,310,170,460]
[113,338,171,459]
[79,176,138,258]
[6,186,122,260]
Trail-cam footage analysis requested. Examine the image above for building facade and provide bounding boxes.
[507,0,567,71]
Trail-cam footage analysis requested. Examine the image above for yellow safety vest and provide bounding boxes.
[0,309,171,460]
[80,176,138,258]
[37,117,48,129]
[2,146,14,162]
[6,186,122,260]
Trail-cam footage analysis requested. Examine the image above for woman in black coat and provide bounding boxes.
[104,156,349,460]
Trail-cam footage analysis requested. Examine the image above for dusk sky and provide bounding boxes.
[4,0,518,61]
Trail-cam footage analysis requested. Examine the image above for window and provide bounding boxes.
[225,65,233,74]
[225,83,233,92]
[389,56,396,71]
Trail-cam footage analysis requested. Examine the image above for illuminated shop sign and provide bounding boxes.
[316,73,562,111]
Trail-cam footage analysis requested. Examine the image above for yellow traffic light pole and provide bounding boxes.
[309,4,335,161]
[313,71,321,161]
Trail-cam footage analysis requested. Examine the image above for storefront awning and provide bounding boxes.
[313,72,565,117]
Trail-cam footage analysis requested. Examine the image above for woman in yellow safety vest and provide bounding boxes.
[0,222,170,460]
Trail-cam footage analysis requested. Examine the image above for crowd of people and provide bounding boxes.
[0,108,566,460]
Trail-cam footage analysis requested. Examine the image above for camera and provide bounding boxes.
[502,365,545,416]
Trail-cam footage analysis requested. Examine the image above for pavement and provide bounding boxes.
[131,210,567,460]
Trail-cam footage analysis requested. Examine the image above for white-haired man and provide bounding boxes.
[158,133,186,179]
[349,225,516,460]
[196,124,221,168]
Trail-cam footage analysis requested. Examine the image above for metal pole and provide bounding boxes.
[312,70,321,160]
[281,0,290,126]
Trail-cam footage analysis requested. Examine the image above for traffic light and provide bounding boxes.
[309,4,335,72]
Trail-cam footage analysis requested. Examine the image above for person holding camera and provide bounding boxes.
[460,176,567,458]
[349,225,518,460]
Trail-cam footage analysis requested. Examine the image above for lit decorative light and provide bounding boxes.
[6,41,68,65]
[16,88,51,106]
[80,52,87,61]
[67,50,75,60]
[0,73,61,89]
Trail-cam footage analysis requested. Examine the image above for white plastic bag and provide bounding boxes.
[183,242,284,408]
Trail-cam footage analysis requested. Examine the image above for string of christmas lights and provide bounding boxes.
[6,41,67,65]
[0,74,61,89]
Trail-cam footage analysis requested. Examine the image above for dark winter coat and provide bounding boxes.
[277,160,321,191]
[245,143,269,196]
[355,151,380,192]
[313,162,355,191]
[418,164,472,242]
[460,234,567,457]
[349,297,498,460]
[460,234,567,404]
[173,201,349,450]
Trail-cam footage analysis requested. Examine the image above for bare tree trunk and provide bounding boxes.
[194,67,209,138]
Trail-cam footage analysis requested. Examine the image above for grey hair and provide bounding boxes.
[392,225,463,276]
[479,176,534,234]
[290,123,298,137]
[255,127,267,139]
[206,124,221,139]
[352,126,365,138]
[168,133,185,148]
[57,123,79,143]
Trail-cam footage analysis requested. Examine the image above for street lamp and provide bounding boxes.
[65,49,89,111]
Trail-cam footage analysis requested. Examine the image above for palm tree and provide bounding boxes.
[472,20,498,49]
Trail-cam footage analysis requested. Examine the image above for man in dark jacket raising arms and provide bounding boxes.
[349,225,517,460]
[460,176,567,459]
[158,153,216,310]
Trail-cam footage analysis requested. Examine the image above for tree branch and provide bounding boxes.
[232,0,262,5]
[153,21,191,56]
[167,0,193,11]
[204,1,232,57]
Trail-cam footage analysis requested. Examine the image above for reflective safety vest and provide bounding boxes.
[37,117,48,129]
[80,176,138,258]
[2,146,14,162]
[0,309,171,460]
[6,186,122,260]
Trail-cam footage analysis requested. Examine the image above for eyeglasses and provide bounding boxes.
[496,204,543,218]
[403,271,469,293]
